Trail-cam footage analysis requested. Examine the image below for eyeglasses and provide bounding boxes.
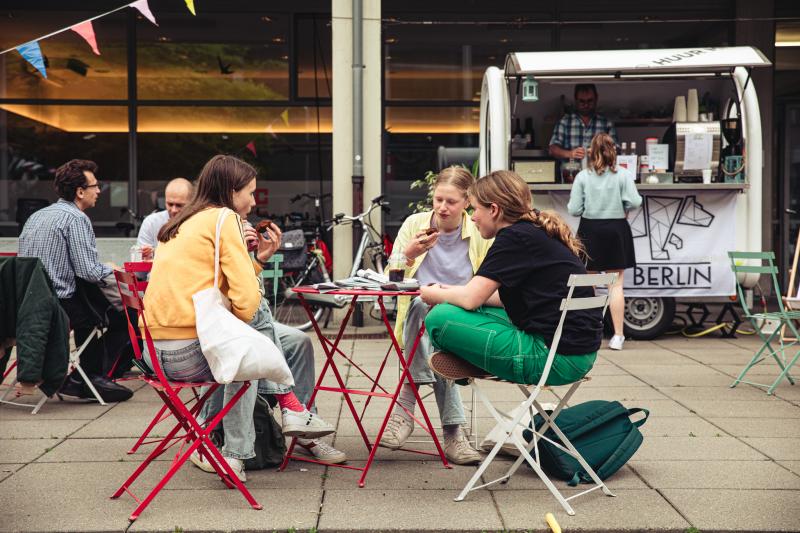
[81,181,101,190]
[576,98,596,105]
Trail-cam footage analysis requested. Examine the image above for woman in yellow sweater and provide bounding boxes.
[144,155,333,482]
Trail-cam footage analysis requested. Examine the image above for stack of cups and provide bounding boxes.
[673,96,687,122]
[687,89,699,122]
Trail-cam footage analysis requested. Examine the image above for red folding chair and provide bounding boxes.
[118,261,205,455]
[110,270,262,522]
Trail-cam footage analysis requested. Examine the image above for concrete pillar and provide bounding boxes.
[736,0,775,253]
[331,0,382,281]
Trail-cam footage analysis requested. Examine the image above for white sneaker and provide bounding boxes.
[281,408,335,438]
[379,414,414,449]
[444,433,482,465]
[189,450,246,482]
[609,335,625,350]
[296,438,347,464]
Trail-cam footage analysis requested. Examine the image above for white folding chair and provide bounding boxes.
[455,272,617,516]
[59,326,108,406]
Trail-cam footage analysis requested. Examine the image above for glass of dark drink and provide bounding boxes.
[387,252,408,283]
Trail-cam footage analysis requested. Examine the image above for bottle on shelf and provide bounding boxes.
[620,141,628,156]
[630,142,639,182]
[523,117,535,148]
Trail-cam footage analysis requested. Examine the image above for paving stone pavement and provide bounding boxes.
[1,332,799,532]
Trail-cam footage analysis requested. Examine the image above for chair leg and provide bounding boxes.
[71,360,107,406]
[767,348,800,395]
[128,403,169,454]
[731,324,778,388]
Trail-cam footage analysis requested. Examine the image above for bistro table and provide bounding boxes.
[279,287,451,486]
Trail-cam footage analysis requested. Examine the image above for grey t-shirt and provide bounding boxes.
[414,222,473,286]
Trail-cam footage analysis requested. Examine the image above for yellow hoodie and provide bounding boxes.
[143,208,262,340]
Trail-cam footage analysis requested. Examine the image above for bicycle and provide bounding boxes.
[268,195,390,331]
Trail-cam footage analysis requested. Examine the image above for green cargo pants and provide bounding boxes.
[424,303,596,386]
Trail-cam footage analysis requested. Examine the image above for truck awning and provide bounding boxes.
[505,46,770,77]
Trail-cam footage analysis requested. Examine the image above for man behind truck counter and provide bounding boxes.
[548,84,618,162]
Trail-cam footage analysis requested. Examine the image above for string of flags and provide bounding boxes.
[1,0,196,78]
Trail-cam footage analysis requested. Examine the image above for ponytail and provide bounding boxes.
[472,171,586,259]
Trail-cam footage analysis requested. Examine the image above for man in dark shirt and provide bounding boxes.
[19,159,133,402]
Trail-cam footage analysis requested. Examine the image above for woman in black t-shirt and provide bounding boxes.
[420,170,602,385]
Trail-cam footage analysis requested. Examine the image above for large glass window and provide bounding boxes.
[0,10,128,100]
[137,11,290,100]
[0,106,128,236]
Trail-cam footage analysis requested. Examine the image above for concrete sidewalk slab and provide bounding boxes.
[630,459,800,489]
[318,488,503,532]
[2,334,799,532]
[494,488,690,532]
[662,489,800,531]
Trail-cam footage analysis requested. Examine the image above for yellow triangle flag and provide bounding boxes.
[280,109,290,127]
[184,0,196,15]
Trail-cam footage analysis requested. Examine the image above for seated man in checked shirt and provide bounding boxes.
[19,159,133,403]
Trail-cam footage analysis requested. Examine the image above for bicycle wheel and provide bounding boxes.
[270,257,326,331]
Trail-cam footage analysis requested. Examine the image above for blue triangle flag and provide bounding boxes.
[17,41,47,78]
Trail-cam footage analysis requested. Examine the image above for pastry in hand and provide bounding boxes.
[255,219,273,234]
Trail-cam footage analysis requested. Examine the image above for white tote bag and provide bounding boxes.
[192,208,294,386]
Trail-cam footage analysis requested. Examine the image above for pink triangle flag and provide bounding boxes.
[71,21,100,55]
[245,141,257,157]
[131,0,158,26]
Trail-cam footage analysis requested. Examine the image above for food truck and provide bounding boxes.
[478,46,771,339]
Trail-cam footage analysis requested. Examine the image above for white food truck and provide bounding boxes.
[478,46,771,339]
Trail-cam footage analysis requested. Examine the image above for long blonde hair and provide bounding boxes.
[589,132,617,175]
[470,170,585,258]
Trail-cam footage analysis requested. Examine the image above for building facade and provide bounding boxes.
[1,0,798,279]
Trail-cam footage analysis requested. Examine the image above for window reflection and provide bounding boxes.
[0,10,128,100]
[137,11,290,100]
[0,106,128,236]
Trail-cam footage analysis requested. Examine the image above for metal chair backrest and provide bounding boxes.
[259,252,284,312]
[534,272,617,394]
[728,251,787,316]
[113,270,172,392]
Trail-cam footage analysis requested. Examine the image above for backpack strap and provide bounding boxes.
[628,408,650,428]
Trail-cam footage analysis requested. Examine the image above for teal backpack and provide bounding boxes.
[523,400,649,486]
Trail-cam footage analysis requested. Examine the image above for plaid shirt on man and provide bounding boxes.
[549,112,618,157]
[19,199,112,299]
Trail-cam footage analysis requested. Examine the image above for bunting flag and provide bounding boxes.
[184,0,196,15]
[71,21,100,55]
[265,125,277,139]
[280,109,290,127]
[131,0,158,26]
[245,141,257,157]
[16,41,47,78]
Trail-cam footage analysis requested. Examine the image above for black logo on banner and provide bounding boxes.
[629,195,714,290]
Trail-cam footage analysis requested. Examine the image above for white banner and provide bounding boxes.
[548,190,738,297]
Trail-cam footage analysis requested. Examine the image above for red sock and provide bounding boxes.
[275,391,305,413]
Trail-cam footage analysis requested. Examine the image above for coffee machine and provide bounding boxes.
[720,100,745,183]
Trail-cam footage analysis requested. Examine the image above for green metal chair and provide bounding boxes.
[728,251,800,395]
[260,253,284,313]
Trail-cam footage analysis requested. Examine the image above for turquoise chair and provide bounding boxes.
[728,251,800,395]
[260,253,284,313]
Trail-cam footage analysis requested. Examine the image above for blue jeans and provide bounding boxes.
[404,297,466,426]
[257,320,317,413]
[146,340,256,461]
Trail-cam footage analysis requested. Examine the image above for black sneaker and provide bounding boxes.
[87,375,134,403]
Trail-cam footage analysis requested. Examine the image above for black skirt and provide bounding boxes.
[577,218,636,271]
